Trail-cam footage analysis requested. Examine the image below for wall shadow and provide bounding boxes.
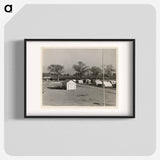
[11,40,24,119]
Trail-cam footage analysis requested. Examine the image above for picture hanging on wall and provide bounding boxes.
[25,39,135,118]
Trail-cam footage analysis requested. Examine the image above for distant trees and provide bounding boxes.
[48,64,64,81]
[104,65,116,78]
[46,63,116,81]
[90,66,102,78]
[72,61,89,79]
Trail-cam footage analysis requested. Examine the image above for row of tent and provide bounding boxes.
[62,79,116,90]
[45,78,116,90]
[72,79,116,88]
[43,77,116,87]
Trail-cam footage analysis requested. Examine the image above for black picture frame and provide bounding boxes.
[24,39,135,118]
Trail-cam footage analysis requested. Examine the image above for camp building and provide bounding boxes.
[62,80,76,90]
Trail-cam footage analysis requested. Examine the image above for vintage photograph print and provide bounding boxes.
[25,39,135,117]
[42,48,117,107]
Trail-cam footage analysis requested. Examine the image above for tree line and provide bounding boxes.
[46,61,116,81]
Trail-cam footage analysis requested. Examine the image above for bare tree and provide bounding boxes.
[48,64,64,81]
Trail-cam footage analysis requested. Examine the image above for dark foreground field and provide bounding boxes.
[43,81,116,106]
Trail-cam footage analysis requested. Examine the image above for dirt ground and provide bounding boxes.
[42,81,116,106]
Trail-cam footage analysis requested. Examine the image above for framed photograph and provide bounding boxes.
[25,39,135,118]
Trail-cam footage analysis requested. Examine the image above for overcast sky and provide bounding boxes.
[43,49,116,74]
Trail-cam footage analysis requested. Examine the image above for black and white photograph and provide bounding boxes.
[25,39,135,117]
[42,48,117,107]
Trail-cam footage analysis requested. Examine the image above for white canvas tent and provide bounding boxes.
[103,81,112,87]
[86,79,91,84]
[72,79,76,82]
[110,80,116,85]
[62,80,76,90]
[95,79,102,86]
[78,80,83,84]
